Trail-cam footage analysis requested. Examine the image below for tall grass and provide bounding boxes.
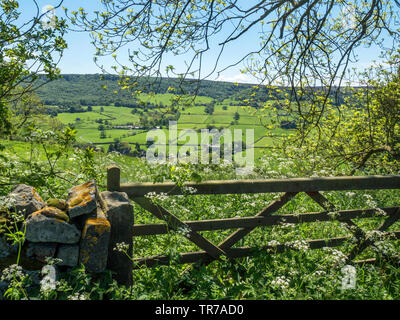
[1,140,400,300]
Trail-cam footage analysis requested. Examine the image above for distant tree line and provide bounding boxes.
[33,74,350,108]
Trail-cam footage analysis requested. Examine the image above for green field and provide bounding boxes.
[2,136,400,300]
[1,91,399,302]
[49,94,289,161]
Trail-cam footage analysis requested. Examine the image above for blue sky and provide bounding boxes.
[20,0,391,84]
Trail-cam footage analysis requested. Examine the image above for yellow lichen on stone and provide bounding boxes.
[54,218,66,224]
[30,206,69,222]
[32,188,43,202]
[84,234,98,245]
[80,249,90,264]
[83,217,110,236]
[79,215,110,272]
[81,220,93,238]
[68,181,95,209]
[94,218,111,234]
[46,198,67,210]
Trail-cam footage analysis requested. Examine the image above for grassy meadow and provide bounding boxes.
[1,133,400,300]
[1,89,400,301]
[48,93,287,161]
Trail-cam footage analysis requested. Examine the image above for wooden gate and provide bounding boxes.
[107,166,400,268]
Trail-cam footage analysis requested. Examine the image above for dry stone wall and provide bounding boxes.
[0,181,134,286]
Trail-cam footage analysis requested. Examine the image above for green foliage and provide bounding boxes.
[66,0,400,133]
[34,73,260,107]
[77,146,99,181]
[2,1,400,301]
[280,53,400,174]
[0,125,112,198]
[0,0,67,137]
[1,264,31,300]
[1,140,400,300]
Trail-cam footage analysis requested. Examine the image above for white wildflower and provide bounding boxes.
[327,211,340,219]
[67,292,87,300]
[375,207,387,217]
[40,277,56,292]
[114,242,130,253]
[363,194,373,200]
[1,264,25,282]
[365,230,386,241]
[0,193,17,208]
[209,205,216,215]
[182,186,197,194]
[144,191,157,199]
[279,222,295,229]
[270,276,290,290]
[288,240,309,252]
[365,199,378,208]
[371,240,395,255]
[313,270,326,277]
[44,257,63,265]
[323,247,347,266]
[267,240,280,247]
[144,191,168,201]
[176,225,191,237]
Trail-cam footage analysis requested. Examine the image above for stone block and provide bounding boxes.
[30,206,69,223]
[0,236,12,259]
[26,242,57,263]
[79,208,111,273]
[25,213,81,244]
[7,184,45,217]
[56,244,79,267]
[101,191,133,286]
[67,181,97,219]
[46,198,67,211]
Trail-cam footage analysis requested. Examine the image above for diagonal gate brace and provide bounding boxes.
[133,197,229,262]
[305,191,400,264]
[199,191,299,265]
